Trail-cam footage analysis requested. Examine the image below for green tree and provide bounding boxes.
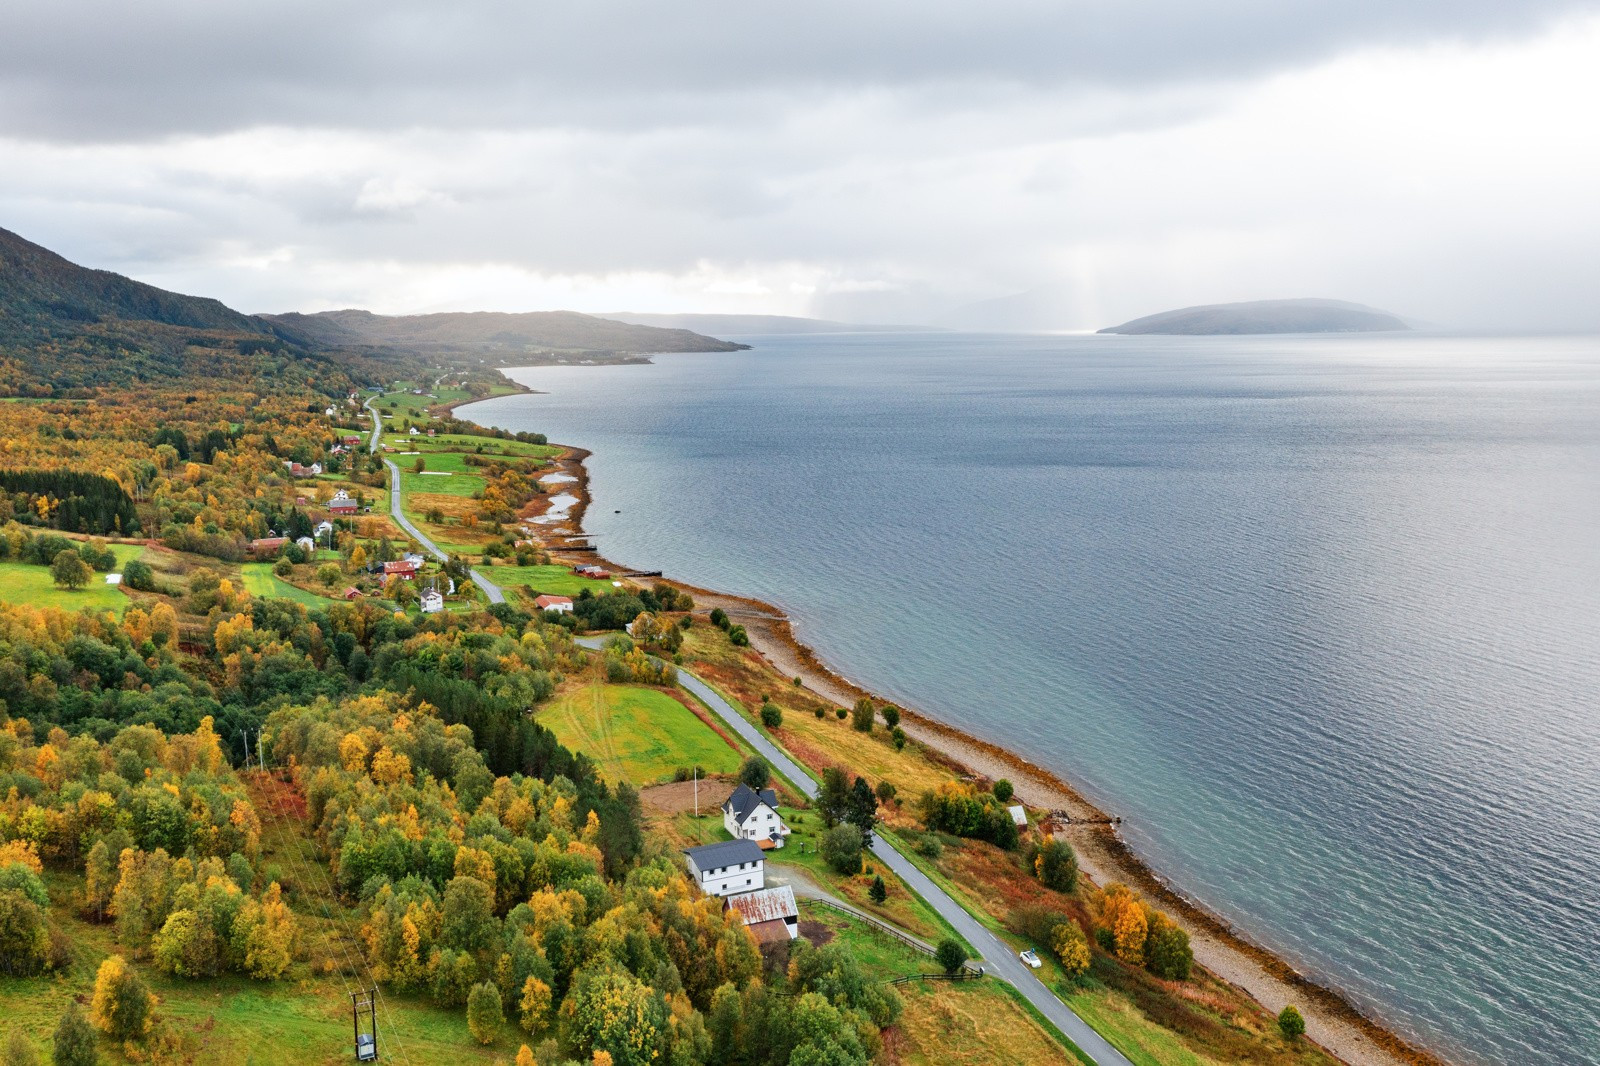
[51,1001,96,1066]
[441,876,496,954]
[1277,1005,1306,1041]
[1145,913,1193,981]
[991,779,1014,803]
[1033,839,1078,893]
[738,757,770,792]
[881,705,901,729]
[846,776,879,846]
[0,888,50,975]
[758,702,782,728]
[868,876,887,904]
[317,564,342,588]
[121,559,155,591]
[817,767,849,828]
[467,981,504,1045]
[819,824,863,875]
[850,697,875,733]
[934,938,968,975]
[50,550,91,590]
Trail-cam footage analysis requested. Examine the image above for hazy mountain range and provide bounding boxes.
[1099,298,1410,335]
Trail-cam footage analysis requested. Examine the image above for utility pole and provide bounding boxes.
[694,766,699,819]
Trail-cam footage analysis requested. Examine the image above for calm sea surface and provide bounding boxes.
[463,333,1600,1066]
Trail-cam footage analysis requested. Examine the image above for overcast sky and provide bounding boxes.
[3,1,1599,330]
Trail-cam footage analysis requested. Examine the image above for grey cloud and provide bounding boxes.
[1,0,1595,141]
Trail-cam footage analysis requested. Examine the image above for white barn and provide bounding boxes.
[683,839,765,898]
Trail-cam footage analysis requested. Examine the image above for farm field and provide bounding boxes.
[540,682,744,785]
[0,542,145,610]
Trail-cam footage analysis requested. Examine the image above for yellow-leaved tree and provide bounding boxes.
[90,954,153,1040]
[1100,883,1148,966]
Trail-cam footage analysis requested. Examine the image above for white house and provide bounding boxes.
[409,426,420,436]
[683,839,765,898]
[420,588,445,614]
[534,594,573,614]
[722,784,789,849]
[295,536,316,554]
[724,884,800,943]
[314,521,334,538]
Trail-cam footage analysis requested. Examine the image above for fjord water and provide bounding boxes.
[464,333,1600,1065]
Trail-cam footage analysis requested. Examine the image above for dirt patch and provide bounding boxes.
[797,919,834,947]
[639,777,736,815]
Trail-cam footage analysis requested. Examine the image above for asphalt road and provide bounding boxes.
[628,646,1133,1066]
[367,397,505,605]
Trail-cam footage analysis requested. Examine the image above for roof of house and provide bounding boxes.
[343,587,362,599]
[722,783,779,823]
[1007,804,1028,826]
[383,559,421,573]
[683,839,765,870]
[534,595,572,607]
[724,884,798,925]
[250,537,287,550]
[330,497,358,508]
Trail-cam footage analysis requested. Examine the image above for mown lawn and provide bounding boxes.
[398,469,485,499]
[495,563,618,598]
[540,682,744,785]
[0,543,145,611]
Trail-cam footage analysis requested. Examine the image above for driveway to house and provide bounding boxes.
[367,397,505,605]
[574,633,1132,1065]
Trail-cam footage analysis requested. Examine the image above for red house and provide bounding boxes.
[249,537,288,555]
[383,559,422,580]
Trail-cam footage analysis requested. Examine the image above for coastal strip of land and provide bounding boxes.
[460,390,1452,1066]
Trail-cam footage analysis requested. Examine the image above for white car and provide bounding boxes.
[1019,949,1042,969]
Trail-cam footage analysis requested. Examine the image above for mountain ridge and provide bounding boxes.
[263,307,750,355]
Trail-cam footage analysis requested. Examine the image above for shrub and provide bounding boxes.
[934,939,968,975]
[51,1001,96,1066]
[4,1032,38,1066]
[916,835,943,860]
[850,698,875,733]
[813,708,825,719]
[881,705,900,729]
[834,708,848,720]
[890,726,906,750]
[918,781,1020,849]
[759,703,782,728]
[991,779,1014,803]
[868,876,888,904]
[738,757,771,791]
[709,607,728,629]
[1033,839,1078,893]
[122,559,155,591]
[874,780,897,804]
[467,981,504,1044]
[728,625,749,647]
[273,557,294,577]
[820,824,864,875]
[1052,922,1092,981]
[1278,1005,1306,1041]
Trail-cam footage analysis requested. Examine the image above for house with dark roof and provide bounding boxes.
[724,884,799,943]
[722,783,789,849]
[683,839,765,897]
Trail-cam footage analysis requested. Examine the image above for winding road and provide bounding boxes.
[372,383,1126,1063]
[574,635,1130,1066]
[365,396,505,604]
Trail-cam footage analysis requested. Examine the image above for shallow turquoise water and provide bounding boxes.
[464,332,1600,1065]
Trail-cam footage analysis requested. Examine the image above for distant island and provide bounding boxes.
[599,312,941,335]
[1099,298,1410,335]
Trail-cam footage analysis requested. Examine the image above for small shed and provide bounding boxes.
[1007,804,1028,827]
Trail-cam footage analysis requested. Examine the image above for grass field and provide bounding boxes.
[805,908,1078,1065]
[239,564,345,607]
[0,543,145,611]
[398,468,485,499]
[495,563,617,598]
[540,682,744,785]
